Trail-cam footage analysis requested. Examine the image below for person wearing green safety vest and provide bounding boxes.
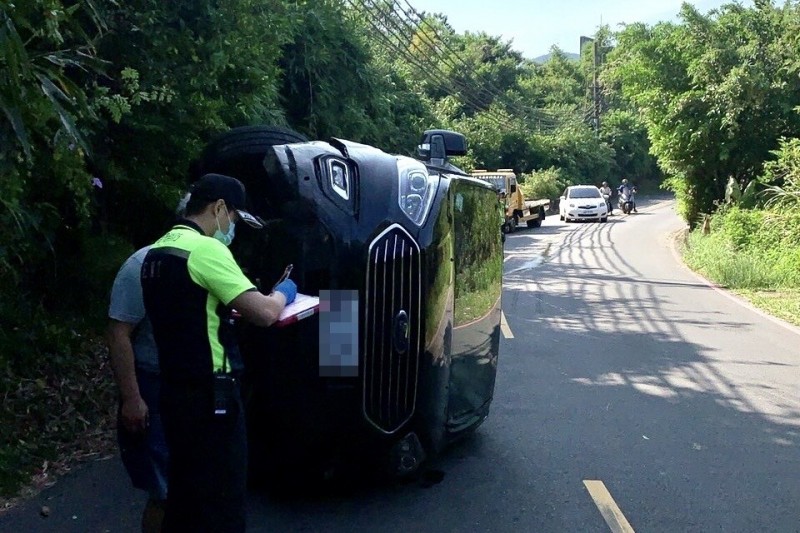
[141,173,297,533]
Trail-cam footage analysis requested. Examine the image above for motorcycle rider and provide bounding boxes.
[617,178,638,213]
[600,181,613,215]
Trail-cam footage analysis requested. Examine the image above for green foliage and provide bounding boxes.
[599,109,660,183]
[684,233,776,288]
[538,120,615,185]
[764,137,800,209]
[605,2,800,225]
[281,1,432,151]
[92,0,295,246]
[520,167,566,200]
[684,206,800,289]
[520,47,585,109]
[0,0,104,284]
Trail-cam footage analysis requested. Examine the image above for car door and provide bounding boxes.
[447,179,503,433]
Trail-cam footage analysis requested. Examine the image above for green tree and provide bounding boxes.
[605,2,800,225]
[281,0,433,151]
[600,109,660,183]
[92,0,294,246]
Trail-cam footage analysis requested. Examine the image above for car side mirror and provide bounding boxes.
[417,129,468,161]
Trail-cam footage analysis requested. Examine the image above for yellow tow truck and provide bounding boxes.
[471,169,550,234]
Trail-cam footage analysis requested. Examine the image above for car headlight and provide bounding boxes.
[327,158,350,200]
[397,156,438,226]
[569,203,576,208]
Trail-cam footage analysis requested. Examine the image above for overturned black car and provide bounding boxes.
[195,126,503,484]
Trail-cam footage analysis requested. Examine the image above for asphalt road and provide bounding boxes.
[2,197,800,532]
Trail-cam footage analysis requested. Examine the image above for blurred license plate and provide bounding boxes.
[319,290,359,377]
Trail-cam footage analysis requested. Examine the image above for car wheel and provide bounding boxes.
[198,125,308,177]
[601,216,608,223]
[197,125,309,218]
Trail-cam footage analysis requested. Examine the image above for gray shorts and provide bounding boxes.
[117,369,168,501]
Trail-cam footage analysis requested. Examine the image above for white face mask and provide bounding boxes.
[213,204,236,246]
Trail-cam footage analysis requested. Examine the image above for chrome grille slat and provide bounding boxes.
[396,237,410,411]
[363,224,421,434]
[379,243,388,421]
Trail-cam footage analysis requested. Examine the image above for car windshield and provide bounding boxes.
[477,176,506,191]
[570,188,601,199]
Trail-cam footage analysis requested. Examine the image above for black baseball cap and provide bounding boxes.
[189,173,263,229]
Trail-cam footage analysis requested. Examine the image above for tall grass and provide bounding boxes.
[683,207,800,289]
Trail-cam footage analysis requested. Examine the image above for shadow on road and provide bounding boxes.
[497,216,800,532]
[3,194,798,532]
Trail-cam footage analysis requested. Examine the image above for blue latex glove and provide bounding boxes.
[274,279,297,305]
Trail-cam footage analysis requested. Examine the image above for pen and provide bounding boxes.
[271,264,293,293]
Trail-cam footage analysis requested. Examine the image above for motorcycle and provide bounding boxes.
[618,187,637,214]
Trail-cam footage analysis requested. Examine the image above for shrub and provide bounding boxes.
[519,167,566,200]
[711,206,766,250]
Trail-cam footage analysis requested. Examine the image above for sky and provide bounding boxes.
[408,0,752,58]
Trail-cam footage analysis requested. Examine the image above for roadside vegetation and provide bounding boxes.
[2,0,800,501]
[601,1,800,326]
[682,140,800,326]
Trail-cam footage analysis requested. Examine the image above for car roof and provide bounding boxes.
[567,185,599,190]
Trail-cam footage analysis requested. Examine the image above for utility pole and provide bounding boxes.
[593,39,600,137]
[580,35,601,136]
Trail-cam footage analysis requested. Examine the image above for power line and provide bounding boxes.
[395,0,565,127]
[345,0,573,133]
[357,0,502,119]
[347,0,512,129]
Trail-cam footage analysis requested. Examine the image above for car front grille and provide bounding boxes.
[363,224,421,434]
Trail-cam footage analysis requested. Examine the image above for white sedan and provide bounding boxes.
[559,185,608,223]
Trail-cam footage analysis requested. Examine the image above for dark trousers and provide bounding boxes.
[161,380,247,533]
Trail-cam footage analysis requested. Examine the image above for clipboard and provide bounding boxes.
[275,293,320,328]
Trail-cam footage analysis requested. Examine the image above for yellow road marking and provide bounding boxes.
[583,480,636,533]
[500,311,514,339]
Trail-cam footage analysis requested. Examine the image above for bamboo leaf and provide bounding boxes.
[35,73,90,156]
[0,99,32,159]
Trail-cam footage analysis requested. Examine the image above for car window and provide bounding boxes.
[481,176,506,191]
[569,188,602,199]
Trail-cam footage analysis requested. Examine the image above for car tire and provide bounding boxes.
[601,216,608,223]
[196,125,309,218]
[528,213,542,228]
[198,125,309,177]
